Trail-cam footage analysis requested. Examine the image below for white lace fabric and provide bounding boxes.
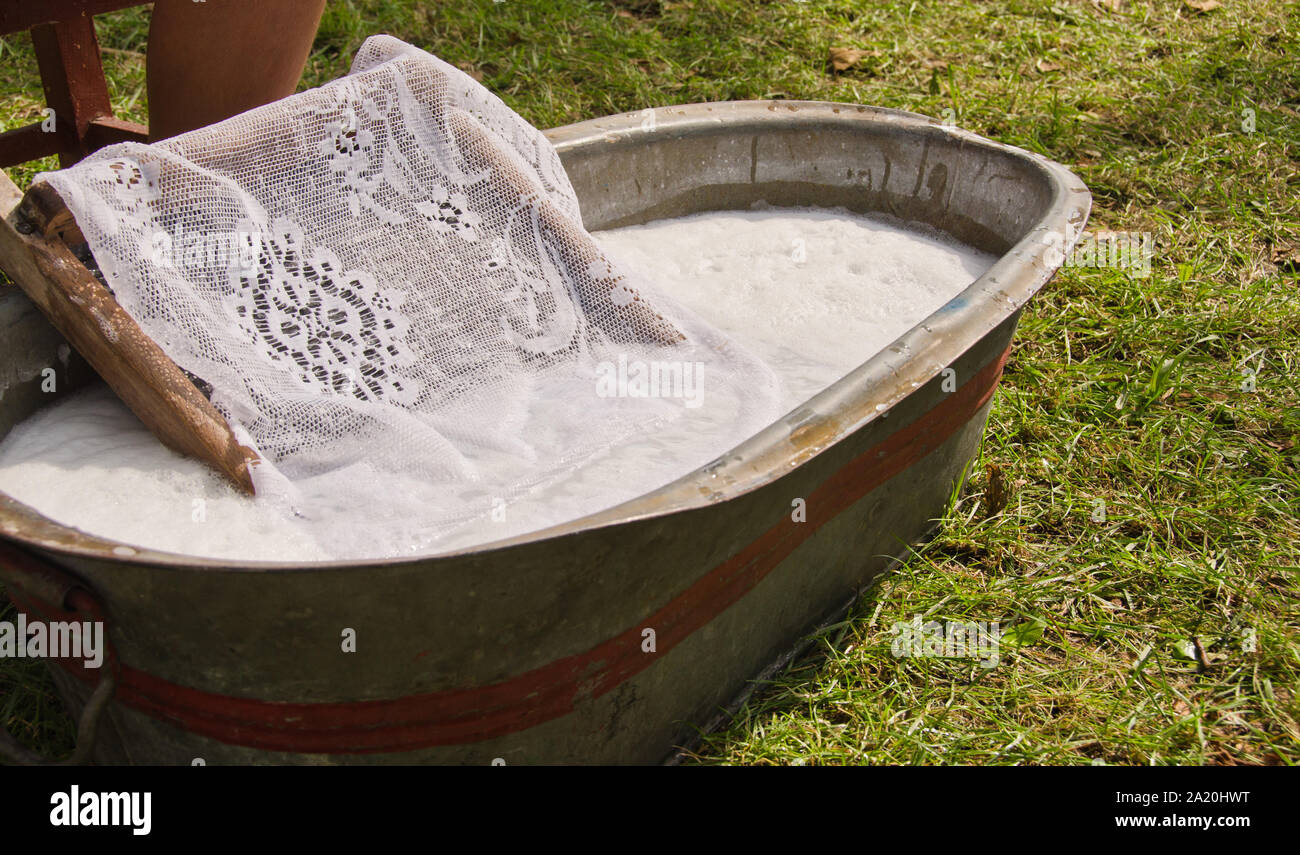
[38,36,779,558]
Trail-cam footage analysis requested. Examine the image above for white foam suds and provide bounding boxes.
[0,207,994,561]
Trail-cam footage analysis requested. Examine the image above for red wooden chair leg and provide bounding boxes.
[0,2,149,169]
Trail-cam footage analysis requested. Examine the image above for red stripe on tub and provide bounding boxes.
[6,346,1009,753]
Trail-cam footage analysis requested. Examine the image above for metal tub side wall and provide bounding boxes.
[0,102,1087,764]
[557,101,1050,252]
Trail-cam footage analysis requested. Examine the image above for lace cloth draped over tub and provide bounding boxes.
[37,35,780,559]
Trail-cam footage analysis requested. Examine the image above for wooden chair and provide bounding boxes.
[0,1,150,168]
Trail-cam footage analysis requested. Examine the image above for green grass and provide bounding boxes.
[1,0,1297,765]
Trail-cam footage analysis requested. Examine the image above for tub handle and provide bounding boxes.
[0,545,117,766]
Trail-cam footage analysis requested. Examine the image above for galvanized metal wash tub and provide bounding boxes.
[0,101,1089,765]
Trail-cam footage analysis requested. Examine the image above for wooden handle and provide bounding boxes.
[15,182,84,246]
[0,174,259,495]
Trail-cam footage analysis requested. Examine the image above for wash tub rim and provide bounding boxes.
[0,99,1090,571]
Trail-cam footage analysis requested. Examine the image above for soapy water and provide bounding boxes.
[0,207,994,561]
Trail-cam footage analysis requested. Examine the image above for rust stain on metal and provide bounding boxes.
[786,415,844,466]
